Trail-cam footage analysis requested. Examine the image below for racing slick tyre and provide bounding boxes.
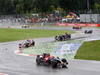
[57,62,62,68]
[73,27,75,29]
[59,36,65,41]
[89,30,93,34]
[19,44,22,48]
[84,30,87,34]
[55,36,58,41]
[51,61,57,68]
[36,55,42,65]
[67,34,71,39]
[24,26,27,28]
[61,58,68,68]
[32,41,35,46]
[51,60,62,68]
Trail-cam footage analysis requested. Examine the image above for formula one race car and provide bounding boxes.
[22,25,29,28]
[36,53,68,68]
[73,26,82,29]
[84,30,93,34]
[19,39,35,49]
[55,33,71,41]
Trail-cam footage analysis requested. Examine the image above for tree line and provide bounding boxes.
[0,0,100,15]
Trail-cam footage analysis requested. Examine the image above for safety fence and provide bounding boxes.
[0,9,100,26]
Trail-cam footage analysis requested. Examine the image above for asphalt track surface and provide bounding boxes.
[0,26,100,75]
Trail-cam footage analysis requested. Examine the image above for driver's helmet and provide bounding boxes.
[57,56,59,59]
[47,53,50,56]
[40,55,43,58]
[26,39,31,43]
[43,53,48,58]
[64,32,67,35]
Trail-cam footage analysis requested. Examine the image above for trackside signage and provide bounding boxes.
[55,41,83,59]
[56,23,100,27]
[56,43,83,54]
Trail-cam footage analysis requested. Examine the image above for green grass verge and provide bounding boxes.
[75,40,100,61]
[96,27,100,29]
[0,28,75,42]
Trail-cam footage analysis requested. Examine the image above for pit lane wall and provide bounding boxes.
[56,23,100,27]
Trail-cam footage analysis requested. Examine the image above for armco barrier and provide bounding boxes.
[56,23,100,27]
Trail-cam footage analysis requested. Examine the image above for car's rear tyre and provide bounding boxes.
[36,57,41,65]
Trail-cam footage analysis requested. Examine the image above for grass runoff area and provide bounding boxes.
[75,40,100,61]
[0,28,75,42]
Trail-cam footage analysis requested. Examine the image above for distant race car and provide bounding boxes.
[22,25,29,28]
[73,26,82,29]
[19,39,35,49]
[55,33,71,41]
[84,30,93,34]
[36,53,68,68]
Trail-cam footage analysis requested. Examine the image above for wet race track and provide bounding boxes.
[0,26,100,75]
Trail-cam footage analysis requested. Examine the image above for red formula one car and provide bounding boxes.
[73,26,82,29]
[36,53,68,68]
[19,39,35,49]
